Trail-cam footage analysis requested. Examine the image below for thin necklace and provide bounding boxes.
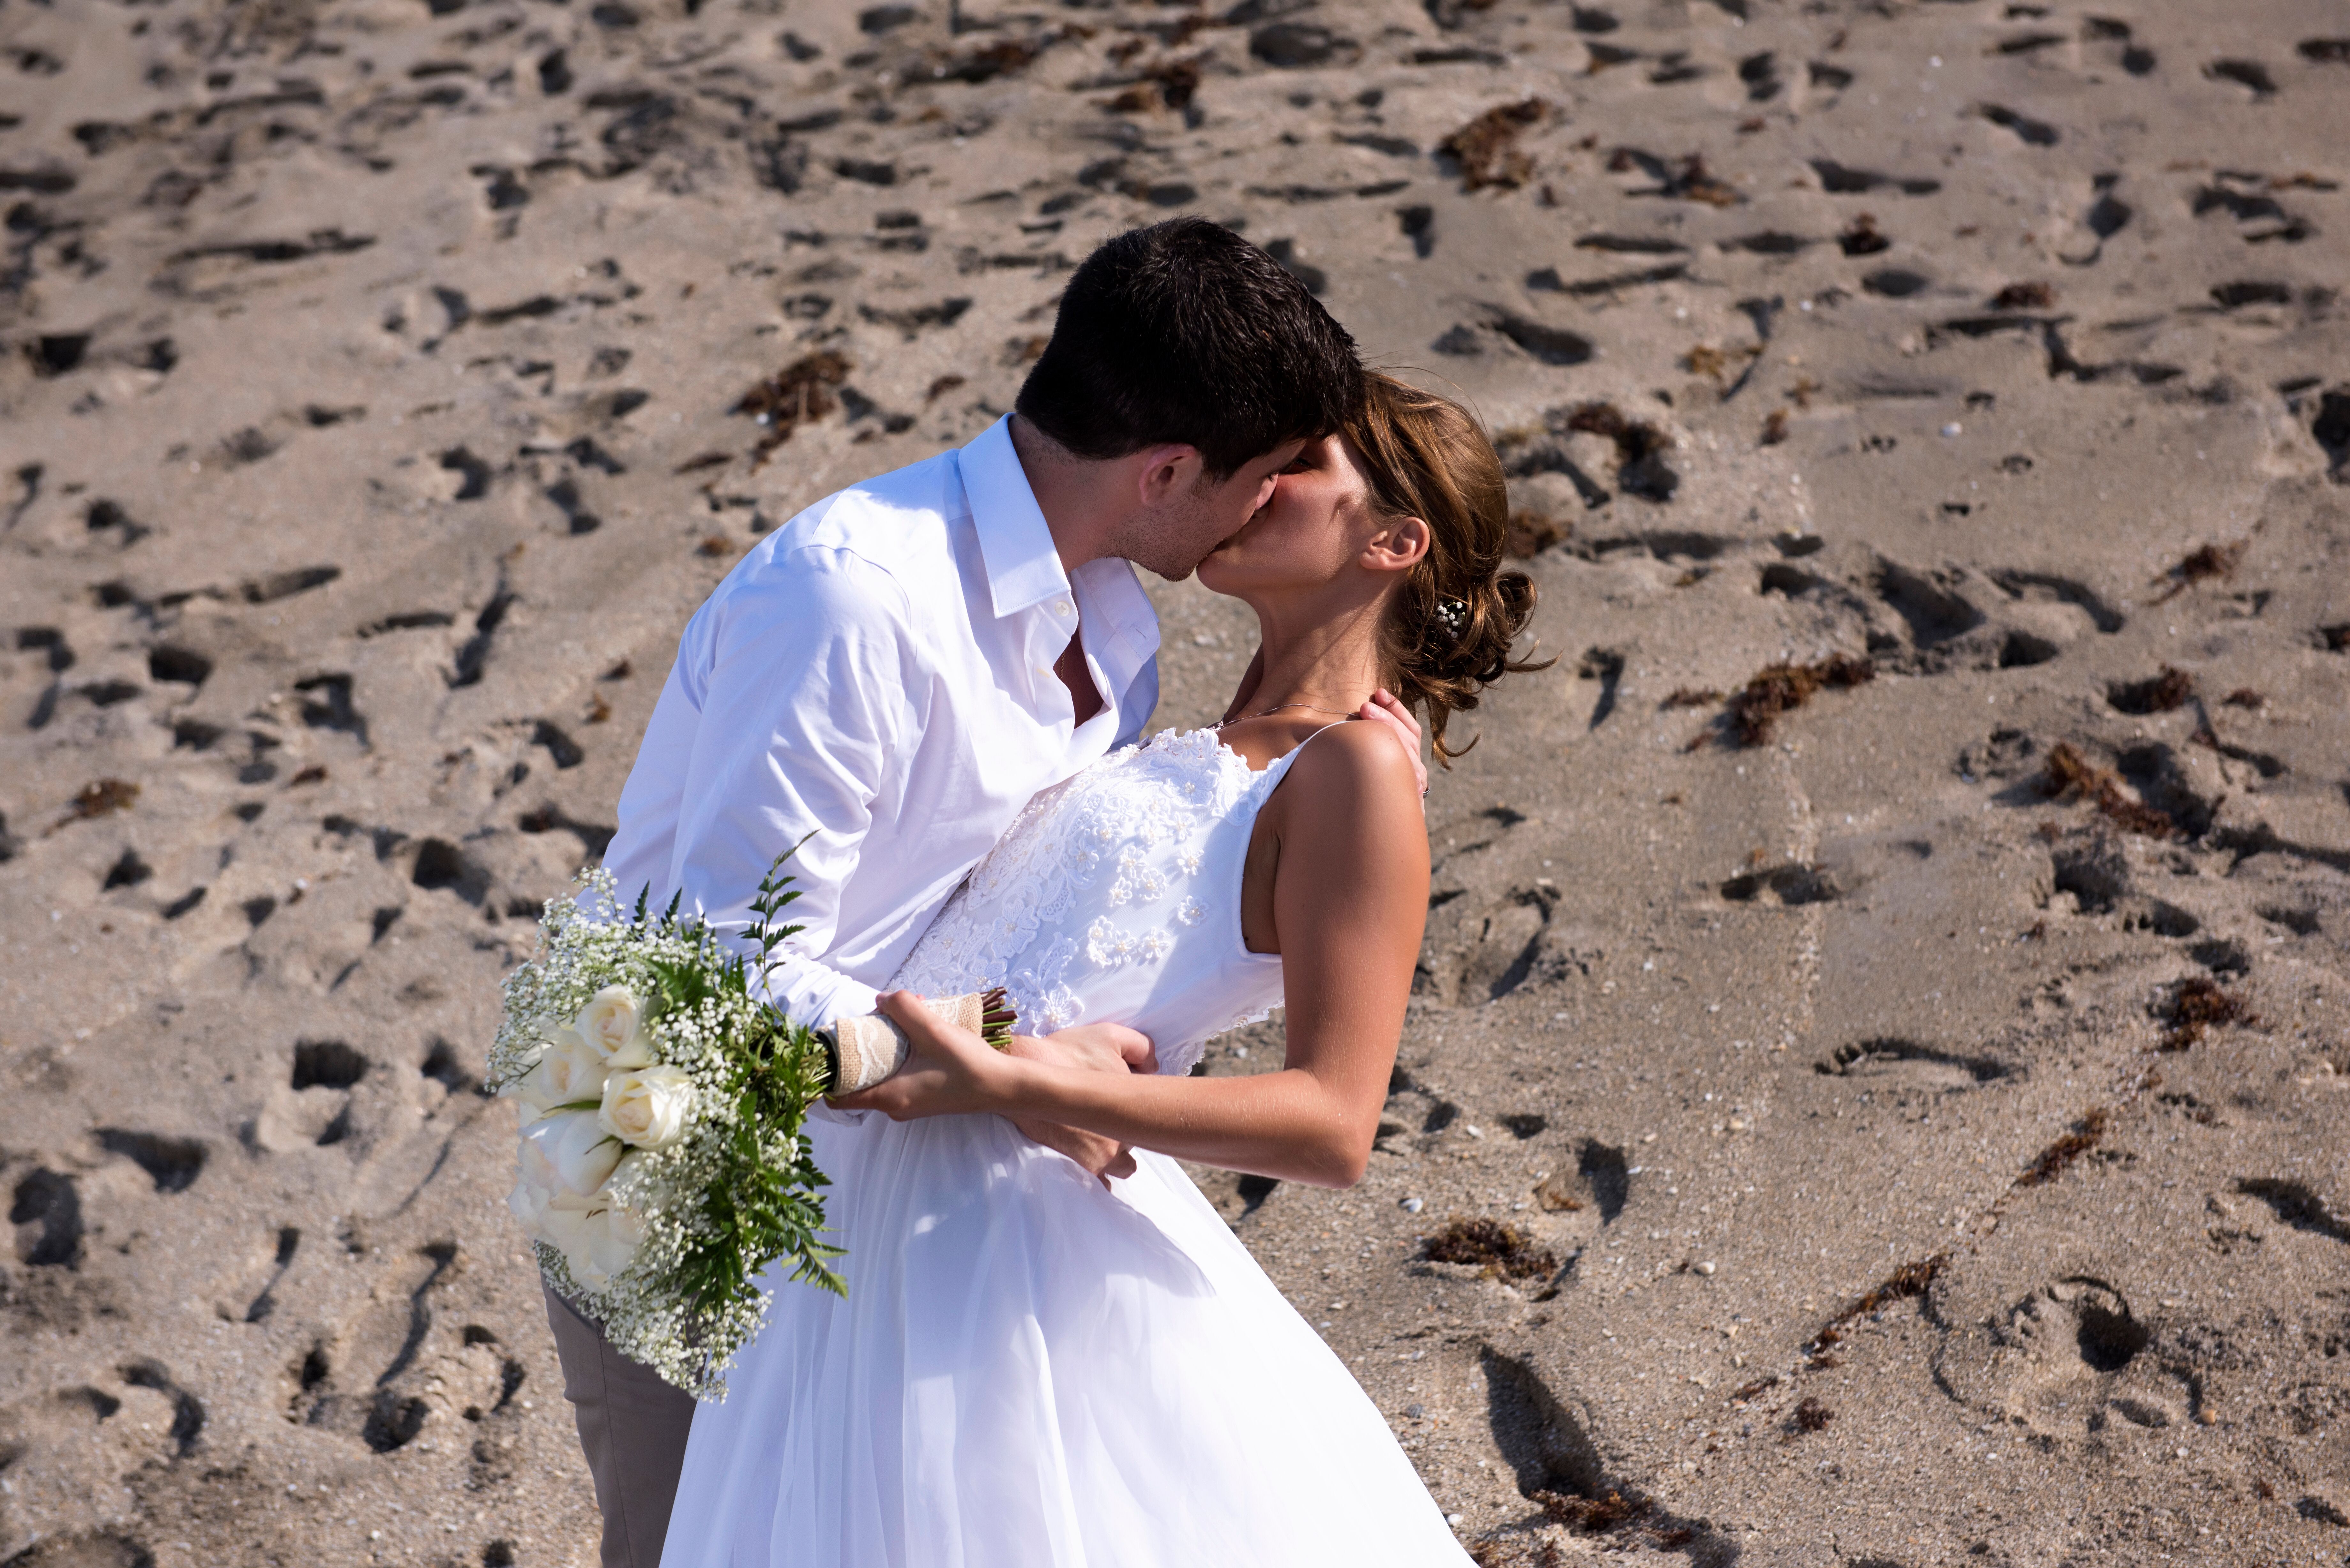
[1216,700,1360,729]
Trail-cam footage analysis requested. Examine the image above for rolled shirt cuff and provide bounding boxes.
[760,966,881,1039]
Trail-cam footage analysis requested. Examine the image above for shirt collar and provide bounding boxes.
[959,416,1070,619]
[1070,556,1161,671]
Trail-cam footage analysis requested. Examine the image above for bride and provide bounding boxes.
[662,372,1546,1567]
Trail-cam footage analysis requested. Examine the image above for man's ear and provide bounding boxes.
[1133,443,1203,508]
[1362,516,1431,575]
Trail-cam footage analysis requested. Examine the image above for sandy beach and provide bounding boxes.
[2,0,2346,1562]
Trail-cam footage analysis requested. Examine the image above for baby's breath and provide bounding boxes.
[491,852,839,1399]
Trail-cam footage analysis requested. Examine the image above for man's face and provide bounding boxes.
[1123,440,1308,581]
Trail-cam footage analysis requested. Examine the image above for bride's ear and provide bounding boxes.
[1360,515,1430,576]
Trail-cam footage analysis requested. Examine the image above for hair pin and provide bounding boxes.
[1435,597,1469,638]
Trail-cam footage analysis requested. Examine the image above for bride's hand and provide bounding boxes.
[1001,1024,1154,1185]
[828,1000,1153,1187]
[1356,689,1428,800]
[1009,1023,1158,1077]
[826,990,1013,1120]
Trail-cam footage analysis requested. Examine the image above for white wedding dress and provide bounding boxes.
[662,726,1472,1567]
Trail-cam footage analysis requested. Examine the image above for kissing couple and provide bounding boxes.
[545,217,1547,1567]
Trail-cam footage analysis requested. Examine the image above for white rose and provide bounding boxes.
[510,1028,605,1125]
[589,1201,645,1284]
[516,1178,594,1247]
[519,1109,625,1197]
[598,1066,694,1151]
[503,1067,546,1127]
[541,1197,644,1290]
[506,1136,564,1238]
[575,986,655,1070]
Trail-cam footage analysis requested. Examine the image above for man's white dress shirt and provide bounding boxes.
[599,416,1161,1029]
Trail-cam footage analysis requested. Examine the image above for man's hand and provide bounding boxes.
[1356,688,1428,800]
[1003,1023,1155,1186]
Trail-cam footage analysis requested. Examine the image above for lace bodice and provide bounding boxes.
[891,727,1311,1078]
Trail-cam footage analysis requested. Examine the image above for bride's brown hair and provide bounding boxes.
[1345,372,1551,764]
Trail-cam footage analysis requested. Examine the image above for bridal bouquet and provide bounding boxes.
[487,848,1009,1398]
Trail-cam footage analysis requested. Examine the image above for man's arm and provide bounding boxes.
[609,542,1146,1179]
[639,546,914,1027]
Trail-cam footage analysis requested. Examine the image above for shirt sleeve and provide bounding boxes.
[653,545,917,1029]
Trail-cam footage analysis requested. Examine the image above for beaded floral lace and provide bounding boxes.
[891,727,1291,1077]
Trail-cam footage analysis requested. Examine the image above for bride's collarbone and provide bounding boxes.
[1212,712,1343,773]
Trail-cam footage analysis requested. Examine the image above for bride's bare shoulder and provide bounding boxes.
[1282,719,1424,810]
[1267,721,1429,899]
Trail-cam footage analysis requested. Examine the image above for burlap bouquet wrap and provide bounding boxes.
[827,991,1001,1094]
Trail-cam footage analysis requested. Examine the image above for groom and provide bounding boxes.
[546,217,1367,1568]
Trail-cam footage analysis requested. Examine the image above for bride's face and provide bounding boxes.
[1194,434,1382,598]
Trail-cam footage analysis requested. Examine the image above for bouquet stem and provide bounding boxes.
[826,987,1018,1095]
[978,987,1016,1051]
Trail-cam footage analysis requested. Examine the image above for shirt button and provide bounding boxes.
[1052,599,1073,616]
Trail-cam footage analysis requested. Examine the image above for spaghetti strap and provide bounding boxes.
[1257,715,1358,788]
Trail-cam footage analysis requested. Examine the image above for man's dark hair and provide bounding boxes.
[1015,218,1363,479]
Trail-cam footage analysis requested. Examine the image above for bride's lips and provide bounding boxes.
[1210,505,1272,555]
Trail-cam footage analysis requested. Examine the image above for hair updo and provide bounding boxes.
[1345,372,1551,764]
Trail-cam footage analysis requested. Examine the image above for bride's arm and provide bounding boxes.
[835,723,1428,1187]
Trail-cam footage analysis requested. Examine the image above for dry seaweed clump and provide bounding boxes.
[1789,1397,1834,1433]
[1820,1254,1945,1333]
[64,778,140,822]
[1536,1491,1644,1533]
[54,778,142,833]
[1529,1488,1693,1550]
[1723,652,1874,747]
[1683,343,1761,382]
[2018,1107,2110,1187]
[2153,539,2246,602]
[905,35,1044,87]
[1650,153,1740,208]
[1808,1253,1946,1365]
[1420,1217,1558,1280]
[1437,98,1550,191]
[2041,742,2175,837]
[2162,975,2252,1050]
[2108,664,2196,714]
[733,351,850,465]
[1101,56,1204,114]
[1505,510,1568,558]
